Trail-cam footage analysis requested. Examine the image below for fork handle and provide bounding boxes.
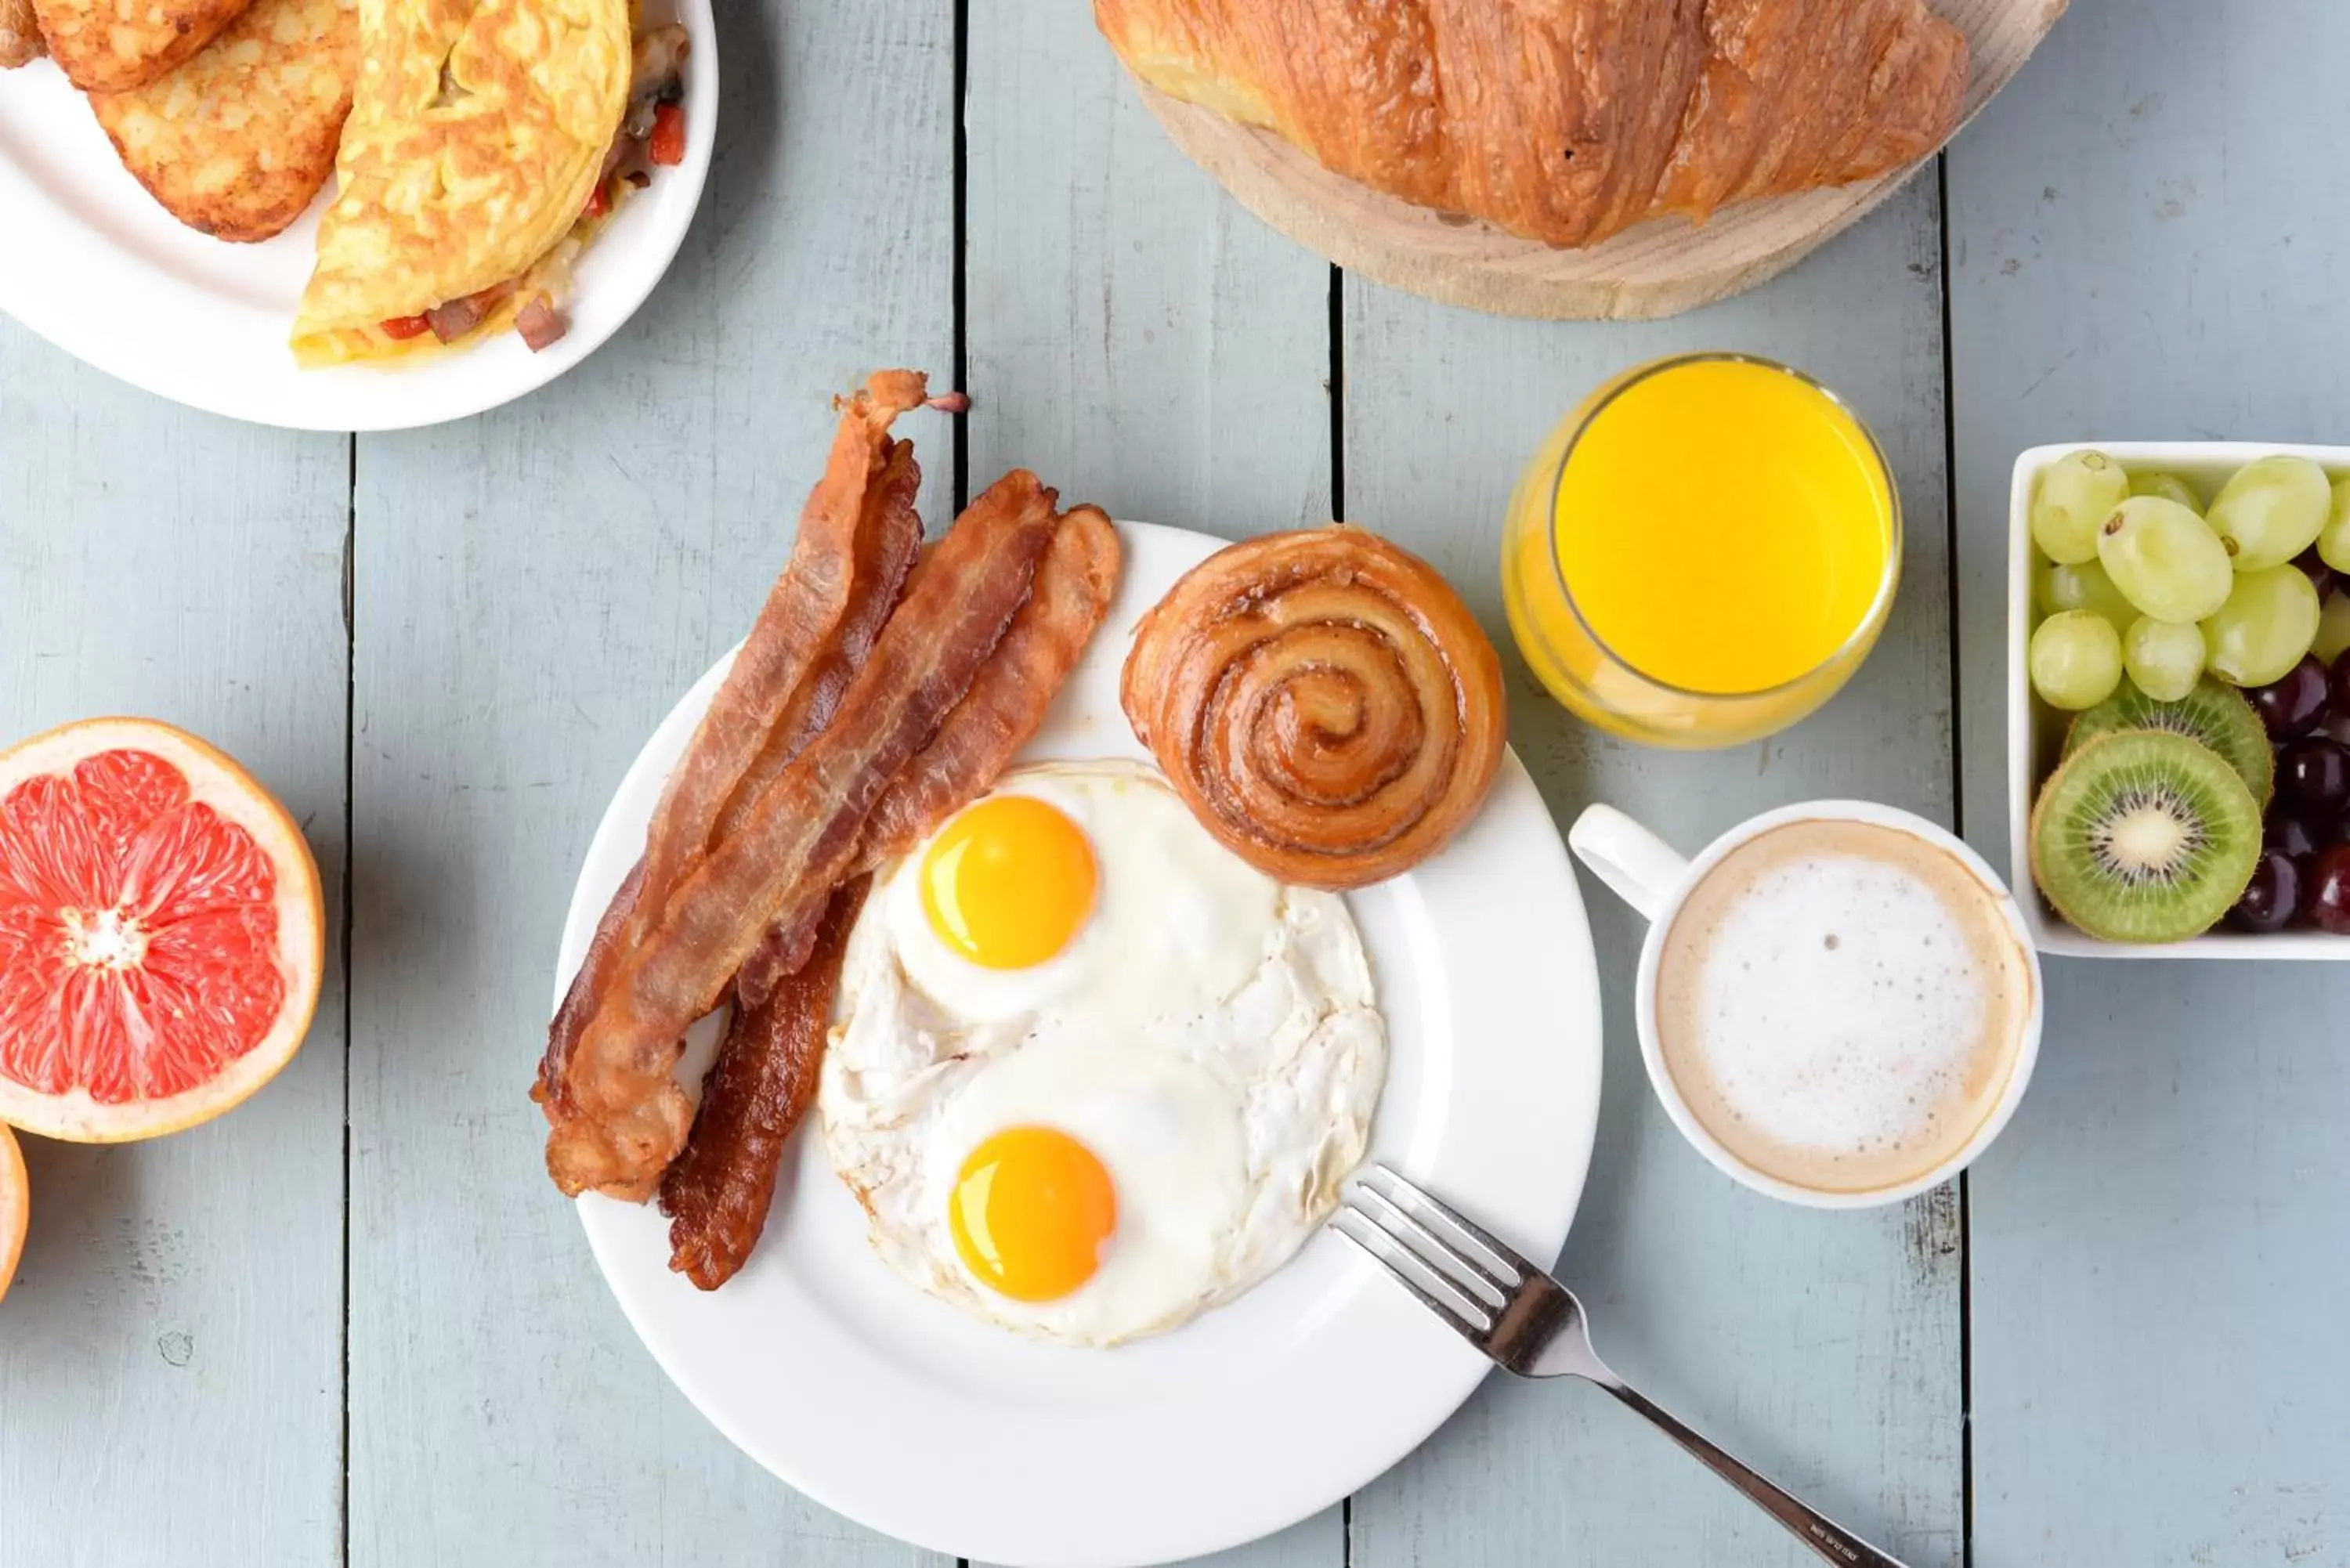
[1592,1377,1909,1568]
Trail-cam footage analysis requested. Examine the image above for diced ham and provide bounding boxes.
[425,294,486,343]
[515,292,568,352]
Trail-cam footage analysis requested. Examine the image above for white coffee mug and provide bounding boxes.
[1567,800,2044,1209]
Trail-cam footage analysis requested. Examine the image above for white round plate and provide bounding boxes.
[557,520,1604,1568]
[0,0,714,431]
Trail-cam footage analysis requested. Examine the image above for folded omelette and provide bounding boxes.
[291,0,629,365]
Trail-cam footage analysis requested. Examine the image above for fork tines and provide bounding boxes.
[1333,1165,1534,1341]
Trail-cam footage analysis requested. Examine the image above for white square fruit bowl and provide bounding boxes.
[2008,441,2350,960]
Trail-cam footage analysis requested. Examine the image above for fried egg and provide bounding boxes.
[822,760,1385,1346]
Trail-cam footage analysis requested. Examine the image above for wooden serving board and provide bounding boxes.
[1133,0,2068,321]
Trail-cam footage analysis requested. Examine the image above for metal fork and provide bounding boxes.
[1335,1165,1909,1568]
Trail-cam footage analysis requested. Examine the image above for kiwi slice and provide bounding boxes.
[2030,730,2261,943]
[2063,677,2275,807]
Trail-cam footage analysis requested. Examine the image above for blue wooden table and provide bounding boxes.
[5,3,2345,1564]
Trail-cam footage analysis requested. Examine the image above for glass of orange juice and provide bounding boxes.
[1502,353,1901,749]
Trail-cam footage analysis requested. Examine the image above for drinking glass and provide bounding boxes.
[1500,352,1902,749]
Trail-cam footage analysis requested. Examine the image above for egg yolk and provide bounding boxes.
[920,794,1097,969]
[949,1125,1117,1302]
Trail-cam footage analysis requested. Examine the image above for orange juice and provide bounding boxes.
[1503,355,1900,747]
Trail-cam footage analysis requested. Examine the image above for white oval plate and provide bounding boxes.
[556,521,1604,1568]
[0,0,714,432]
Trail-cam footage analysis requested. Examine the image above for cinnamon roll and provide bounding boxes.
[1122,527,1506,890]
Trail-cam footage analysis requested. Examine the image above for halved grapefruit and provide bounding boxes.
[0,718,324,1142]
[0,1122,25,1302]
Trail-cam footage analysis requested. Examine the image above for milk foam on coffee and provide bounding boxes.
[1654,819,2032,1194]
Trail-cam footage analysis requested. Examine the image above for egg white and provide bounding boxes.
[880,761,1278,1034]
[822,760,1386,1347]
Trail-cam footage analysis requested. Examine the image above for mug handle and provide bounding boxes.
[1567,805,1689,925]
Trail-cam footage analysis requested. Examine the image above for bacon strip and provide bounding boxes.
[689,445,920,1019]
[714,439,923,857]
[544,470,1061,1199]
[632,370,931,945]
[535,372,931,1118]
[737,504,1123,1006]
[537,858,643,1105]
[663,504,1122,1280]
[864,504,1121,862]
[660,876,868,1291]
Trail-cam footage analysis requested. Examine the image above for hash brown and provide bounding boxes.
[88,0,357,243]
[31,0,253,92]
[0,0,42,68]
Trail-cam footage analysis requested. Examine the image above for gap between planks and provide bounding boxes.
[1932,150,1976,1568]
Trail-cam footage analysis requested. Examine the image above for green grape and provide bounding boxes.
[2033,557,2138,631]
[2314,591,2350,665]
[2030,611,2124,710]
[2122,616,2206,702]
[2319,476,2350,573]
[2031,450,2129,565]
[2095,496,2234,624]
[2199,562,2323,686]
[2128,471,2203,511]
[2206,454,2330,569]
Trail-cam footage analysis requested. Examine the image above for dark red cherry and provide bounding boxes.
[2265,813,2322,863]
[2248,656,2331,740]
[2229,851,2303,933]
[2292,546,2335,602]
[2301,844,2350,934]
[2278,737,2350,816]
[2332,647,2350,720]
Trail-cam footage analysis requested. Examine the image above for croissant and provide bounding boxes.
[1094,0,1970,250]
[1123,527,1506,891]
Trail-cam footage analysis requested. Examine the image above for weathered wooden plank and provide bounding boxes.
[1948,5,2350,1563]
[962,7,1338,1566]
[343,1,956,1562]
[963,4,1331,533]
[0,324,348,1566]
[1343,179,1965,1566]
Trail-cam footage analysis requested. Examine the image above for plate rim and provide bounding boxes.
[555,518,1605,1566]
[0,0,717,432]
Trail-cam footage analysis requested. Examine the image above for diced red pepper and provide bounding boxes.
[379,313,432,340]
[582,178,612,221]
[649,101,685,167]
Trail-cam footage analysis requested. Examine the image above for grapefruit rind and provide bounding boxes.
[0,1122,24,1303]
[0,717,324,1143]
